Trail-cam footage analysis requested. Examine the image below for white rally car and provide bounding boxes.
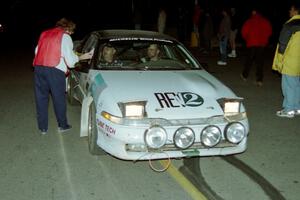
[68,30,249,161]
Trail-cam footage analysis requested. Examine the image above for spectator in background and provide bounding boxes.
[157,7,167,33]
[272,4,300,118]
[201,9,214,54]
[228,7,238,58]
[217,8,231,66]
[240,8,272,87]
[192,2,202,46]
[177,6,188,43]
[133,8,142,30]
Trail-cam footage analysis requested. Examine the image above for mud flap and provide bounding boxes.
[80,96,93,137]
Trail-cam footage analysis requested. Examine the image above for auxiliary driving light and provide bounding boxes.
[144,125,167,149]
[225,122,245,144]
[201,125,221,147]
[174,127,195,149]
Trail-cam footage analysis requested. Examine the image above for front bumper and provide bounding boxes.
[96,113,249,160]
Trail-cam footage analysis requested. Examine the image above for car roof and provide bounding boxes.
[90,29,178,43]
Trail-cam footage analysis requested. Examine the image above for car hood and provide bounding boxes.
[88,70,237,119]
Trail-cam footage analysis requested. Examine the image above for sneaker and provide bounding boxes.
[294,110,300,115]
[228,53,237,58]
[255,81,263,87]
[217,61,227,66]
[276,110,295,118]
[58,125,72,133]
[240,74,247,82]
[40,129,47,135]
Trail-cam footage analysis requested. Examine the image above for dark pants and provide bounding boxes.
[219,36,228,62]
[34,66,68,131]
[242,46,265,82]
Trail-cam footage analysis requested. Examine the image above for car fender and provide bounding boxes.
[80,95,93,137]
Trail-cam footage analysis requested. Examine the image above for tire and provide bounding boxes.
[67,76,79,106]
[88,102,106,155]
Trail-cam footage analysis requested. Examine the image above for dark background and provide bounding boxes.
[0,0,298,49]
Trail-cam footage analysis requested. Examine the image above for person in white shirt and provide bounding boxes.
[33,18,94,135]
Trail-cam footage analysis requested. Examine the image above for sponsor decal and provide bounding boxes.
[98,120,116,135]
[155,92,204,108]
[109,37,172,43]
[90,73,107,103]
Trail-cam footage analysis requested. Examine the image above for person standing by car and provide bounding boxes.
[272,4,300,118]
[33,18,94,134]
[240,8,272,87]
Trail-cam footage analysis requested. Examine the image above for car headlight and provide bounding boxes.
[118,101,147,118]
[225,122,245,144]
[201,125,221,147]
[217,98,243,116]
[144,125,167,149]
[174,127,195,149]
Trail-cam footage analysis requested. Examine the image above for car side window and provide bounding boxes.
[74,34,99,72]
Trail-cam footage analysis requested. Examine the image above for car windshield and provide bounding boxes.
[91,38,201,70]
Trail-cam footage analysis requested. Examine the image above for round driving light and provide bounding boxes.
[201,126,221,147]
[174,127,195,149]
[225,122,245,144]
[144,126,167,149]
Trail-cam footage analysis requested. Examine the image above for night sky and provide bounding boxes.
[0,0,298,48]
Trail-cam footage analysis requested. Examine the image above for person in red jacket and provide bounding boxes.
[240,8,272,86]
[33,18,94,135]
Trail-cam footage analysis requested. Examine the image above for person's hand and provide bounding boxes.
[79,48,94,60]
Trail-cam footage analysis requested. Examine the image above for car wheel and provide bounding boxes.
[67,76,79,105]
[88,102,106,155]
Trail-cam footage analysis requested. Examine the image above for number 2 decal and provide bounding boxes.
[179,92,203,107]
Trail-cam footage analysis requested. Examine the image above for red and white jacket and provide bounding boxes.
[33,27,79,73]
